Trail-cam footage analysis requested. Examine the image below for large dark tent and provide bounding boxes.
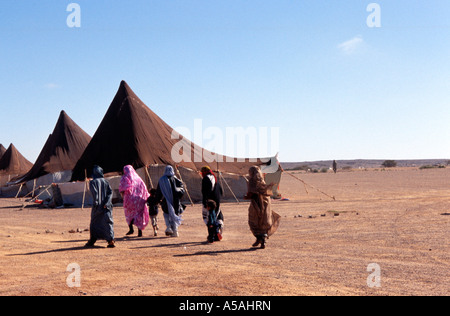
[15,111,91,184]
[71,81,278,181]
[71,81,282,201]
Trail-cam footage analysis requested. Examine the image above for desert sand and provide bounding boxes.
[0,168,449,296]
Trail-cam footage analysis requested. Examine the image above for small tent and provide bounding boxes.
[0,144,7,160]
[13,110,91,186]
[0,144,33,187]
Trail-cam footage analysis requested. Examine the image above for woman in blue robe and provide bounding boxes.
[85,165,115,248]
[154,166,184,237]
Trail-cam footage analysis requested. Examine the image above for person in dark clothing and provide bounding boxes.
[154,166,185,237]
[201,166,223,210]
[201,166,224,233]
[85,165,115,248]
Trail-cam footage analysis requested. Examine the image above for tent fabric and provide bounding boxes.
[0,144,33,187]
[71,81,271,181]
[0,144,7,160]
[14,111,91,184]
[0,144,33,177]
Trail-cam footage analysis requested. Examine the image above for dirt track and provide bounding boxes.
[0,168,449,296]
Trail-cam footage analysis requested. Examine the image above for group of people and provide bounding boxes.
[84,164,280,250]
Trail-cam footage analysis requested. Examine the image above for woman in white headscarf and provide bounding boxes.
[154,166,185,237]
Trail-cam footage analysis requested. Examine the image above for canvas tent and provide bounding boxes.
[0,144,6,160]
[13,110,91,187]
[0,144,33,187]
[71,81,282,203]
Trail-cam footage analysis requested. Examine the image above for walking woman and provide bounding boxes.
[155,165,184,237]
[119,165,150,237]
[85,165,115,248]
[246,166,281,249]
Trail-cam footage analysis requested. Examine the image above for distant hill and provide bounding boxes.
[282,159,450,170]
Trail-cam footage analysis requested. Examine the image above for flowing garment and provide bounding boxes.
[119,165,150,231]
[247,166,281,238]
[89,166,115,242]
[157,166,183,234]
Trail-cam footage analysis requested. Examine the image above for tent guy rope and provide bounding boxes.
[285,171,336,201]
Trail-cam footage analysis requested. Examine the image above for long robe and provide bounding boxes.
[155,166,184,234]
[248,193,281,237]
[247,166,281,238]
[119,165,150,231]
[89,166,114,242]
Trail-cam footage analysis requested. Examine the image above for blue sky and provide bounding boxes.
[1,1,449,162]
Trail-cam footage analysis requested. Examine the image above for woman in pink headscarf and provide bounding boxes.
[119,165,150,237]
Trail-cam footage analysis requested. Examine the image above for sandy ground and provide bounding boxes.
[0,168,449,296]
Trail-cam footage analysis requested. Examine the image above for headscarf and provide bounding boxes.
[248,166,268,195]
[158,165,182,227]
[90,165,113,210]
[201,166,217,181]
[201,166,217,190]
[119,165,149,197]
[92,165,104,180]
[119,165,150,229]
[164,165,175,177]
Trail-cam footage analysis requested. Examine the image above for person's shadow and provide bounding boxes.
[5,245,101,256]
[6,238,261,257]
[173,247,260,257]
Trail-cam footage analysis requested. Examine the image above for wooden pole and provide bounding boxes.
[22,184,40,199]
[144,165,154,189]
[32,179,36,198]
[81,169,87,210]
[219,172,240,204]
[15,184,23,199]
[30,184,52,202]
[175,165,194,206]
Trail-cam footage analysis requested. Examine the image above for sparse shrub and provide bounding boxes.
[419,165,446,170]
[292,165,310,171]
[382,160,397,168]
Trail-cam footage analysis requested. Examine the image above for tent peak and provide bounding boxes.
[58,110,71,120]
[119,80,130,90]
[119,80,135,98]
